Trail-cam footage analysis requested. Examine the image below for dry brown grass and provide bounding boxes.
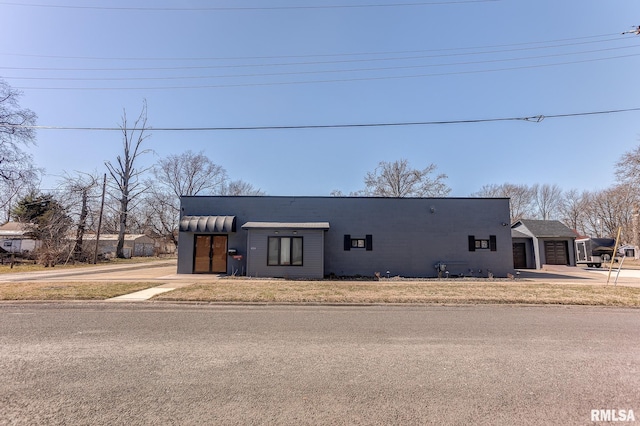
[154,279,640,306]
[0,282,159,300]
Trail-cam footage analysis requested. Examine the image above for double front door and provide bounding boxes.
[194,235,227,273]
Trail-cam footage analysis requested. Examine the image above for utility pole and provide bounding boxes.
[633,205,639,259]
[93,174,107,264]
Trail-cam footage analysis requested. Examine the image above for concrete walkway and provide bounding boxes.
[106,280,203,302]
[107,286,177,302]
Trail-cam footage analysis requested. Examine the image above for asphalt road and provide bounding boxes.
[1,304,639,425]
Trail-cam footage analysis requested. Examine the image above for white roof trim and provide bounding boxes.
[241,221,330,230]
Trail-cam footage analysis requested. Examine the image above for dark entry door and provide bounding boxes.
[544,241,568,265]
[194,235,228,273]
[513,243,527,269]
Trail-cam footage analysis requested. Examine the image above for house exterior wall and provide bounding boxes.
[245,228,325,279]
[0,238,38,254]
[178,196,513,278]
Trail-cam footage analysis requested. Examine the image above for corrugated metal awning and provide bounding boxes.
[179,216,236,233]
[241,221,330,230]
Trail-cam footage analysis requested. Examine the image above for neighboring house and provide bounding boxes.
[0,222,39,254]
[511,219,577,269]
[178,196,514,279]
[82,234,156,258]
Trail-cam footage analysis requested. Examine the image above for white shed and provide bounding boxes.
[82,234,156,258]
[0,222,39,254]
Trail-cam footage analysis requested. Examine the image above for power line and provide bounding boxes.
[5,45,638,82]
[0,33,622,63]
[2,37,632,74]
[0,0,499,11]
[12,53,640,90]
[9,107,640,132]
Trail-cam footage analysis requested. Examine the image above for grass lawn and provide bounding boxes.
[0,281,159,300]
[153,278,640,306]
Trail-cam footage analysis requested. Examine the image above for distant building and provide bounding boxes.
[511,219,577,269]
[178,196,514,279]
[82,234,156,258]
[0,222,39,254]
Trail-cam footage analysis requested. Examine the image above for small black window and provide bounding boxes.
[475,239,489,250]
[346,235,373,250]
[351,238,366,248]
[469,235,497,251]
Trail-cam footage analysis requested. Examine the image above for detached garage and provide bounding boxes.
[511,219,577,269]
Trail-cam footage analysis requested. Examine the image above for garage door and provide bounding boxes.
[544,241,568,265]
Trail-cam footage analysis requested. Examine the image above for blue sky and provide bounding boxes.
[2,0,640,196]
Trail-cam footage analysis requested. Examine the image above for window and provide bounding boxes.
[475,239,489,250]
[344,234,373,251]
[351,238,366,248]
[268,236,303,266]
[468,235,497,252]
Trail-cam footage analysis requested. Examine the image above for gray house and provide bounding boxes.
[511,219,577,269]
[178,196,514,279]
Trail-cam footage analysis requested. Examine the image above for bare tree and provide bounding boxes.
[615,143,640,246]
[531,183,563,220]
[58,172,101,261]
[0,175,38,223]
[582,185,638,241]
[139,190,179,246]
[558,188,588,235]
[363,159,450,197]
[31,199,73,267]
[0,79,39,185]
[144,150,228,247]
[11,192,72,266]
[222,180,265,196]
[330,189,366,197]
[153,150,227,198]
[615,143,640,187]
[472,183,534,223]
[144,150,266,249]
[105,101,152,258]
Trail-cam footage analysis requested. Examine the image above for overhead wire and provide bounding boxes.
[9,107,640,132]
[5,45,639,82]
[3,31,634,90]
[11,53,640,90]
[0,33,624,64]
[2,36,634,75]
[0,1,500,11]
